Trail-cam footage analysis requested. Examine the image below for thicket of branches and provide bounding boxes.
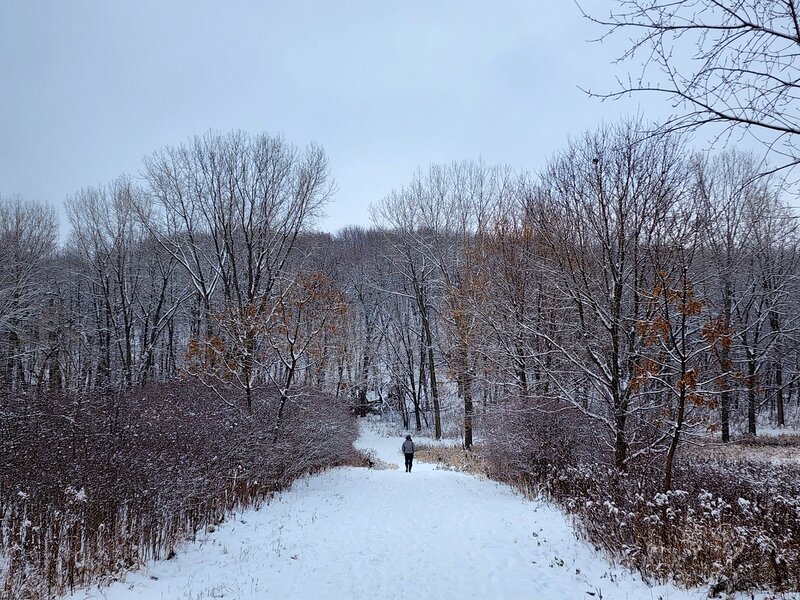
[0,382,360,598]
[584,0,800,174]
[484,399,800,593]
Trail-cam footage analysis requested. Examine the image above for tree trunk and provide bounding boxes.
[776,360,785,427]
[614,398,628,470]
[358,330,371,417]
[720,282,733,443]
[747,355,757,435]
[663,389,685,493]
[422,312,442,439]
[273,359,297,443]
[243,334,255,413]
[463,370,473,449]
[769,308,785,427]
[720,389,731,443]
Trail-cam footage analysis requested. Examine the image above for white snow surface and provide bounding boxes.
[67,424,724,600]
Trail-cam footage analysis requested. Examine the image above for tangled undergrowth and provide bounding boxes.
[0,382,360,600]
[482,402,800,597]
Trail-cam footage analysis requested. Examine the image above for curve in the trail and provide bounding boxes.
[68,425,703,600]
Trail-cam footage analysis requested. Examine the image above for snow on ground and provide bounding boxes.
[755,425,800,437]
[693,421,800,465]
[67,424,730,600]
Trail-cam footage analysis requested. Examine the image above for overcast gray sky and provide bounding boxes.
[1,0,655,235]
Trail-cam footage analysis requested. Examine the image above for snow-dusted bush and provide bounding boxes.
[545,459,800,594]
[0,382,360,599]
[483,398,800,595]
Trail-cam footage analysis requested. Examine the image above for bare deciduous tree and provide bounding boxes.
[695,151,799,438]
[585,0,800,174]
[372,189,446,439]
[67,178,186,388]
[372,161,510,445]
[141,130,334,410]
[537,122,691,468]
[0,195,57,390]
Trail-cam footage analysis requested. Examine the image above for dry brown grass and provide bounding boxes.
[414,444,488,476]
[698,434,800,466]
[738,433,800,447]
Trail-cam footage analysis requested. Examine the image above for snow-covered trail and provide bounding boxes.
[68,425,706,600]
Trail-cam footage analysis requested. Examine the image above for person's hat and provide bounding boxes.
[406,435,411,440]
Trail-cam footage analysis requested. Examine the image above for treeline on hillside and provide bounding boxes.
[2,123,800,594]
[3,127,798,446]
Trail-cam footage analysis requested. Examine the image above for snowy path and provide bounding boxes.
[68,425,708,600]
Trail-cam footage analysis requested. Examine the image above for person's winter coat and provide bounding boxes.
[402,439,415,454]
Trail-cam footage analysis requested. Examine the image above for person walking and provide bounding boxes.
[402,435,415,472]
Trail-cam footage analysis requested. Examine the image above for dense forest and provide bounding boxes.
[3,124,800,596]
[3,126,799,442]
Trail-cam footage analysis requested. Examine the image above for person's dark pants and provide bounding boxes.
[404,453,414,472]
